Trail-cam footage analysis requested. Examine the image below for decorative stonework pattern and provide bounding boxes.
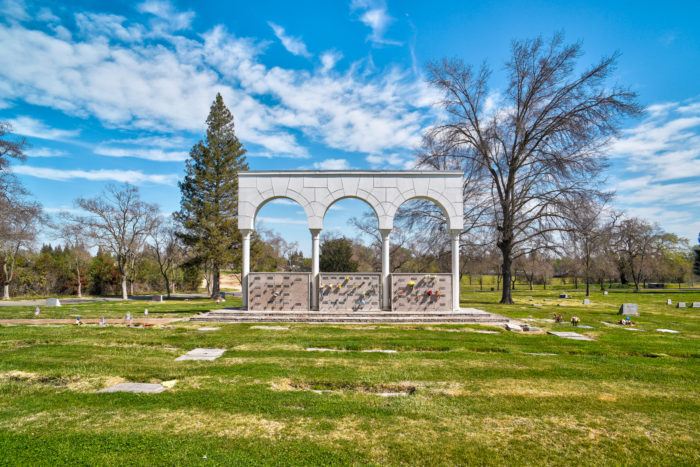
[248,273,310,311]
[238,171,464,231]
[391,273,452,311]
[319,273,381,311]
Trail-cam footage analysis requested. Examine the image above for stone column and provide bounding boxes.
[450,229,461,311]
[380,228,392,310]
[310,229,321,310]
[241,229,252,310]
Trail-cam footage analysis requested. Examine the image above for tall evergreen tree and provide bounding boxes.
[175,93,248,298]
[693,246,700,277]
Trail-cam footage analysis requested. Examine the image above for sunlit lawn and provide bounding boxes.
[0,289,698,465]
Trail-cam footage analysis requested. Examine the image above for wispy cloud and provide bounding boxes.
[94,145,188,162]
[268,22,311,58]
[350,0,402,46]
[312,158,351,170]
[12,165,178,185]
[136,0,194,32]
[610,97,700,242]
[256,216,308,225]
[0,3,430,159]
[6,116,80,141]
[26,147,68,158]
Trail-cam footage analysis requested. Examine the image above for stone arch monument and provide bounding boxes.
[238,171,464,311]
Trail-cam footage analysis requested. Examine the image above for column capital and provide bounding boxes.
[449,229,462,240]
[240,228,253,236]
[379,228,392,238]
[309,228,322,237]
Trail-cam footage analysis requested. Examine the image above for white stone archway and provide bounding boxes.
[238,171,464,311]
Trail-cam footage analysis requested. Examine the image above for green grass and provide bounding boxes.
[0,290,698,465]
[0,298,227,320]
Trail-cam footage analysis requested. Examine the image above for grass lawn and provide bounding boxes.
[0,290,698,465]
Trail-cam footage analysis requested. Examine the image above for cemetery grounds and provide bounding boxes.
[0,288,698,465]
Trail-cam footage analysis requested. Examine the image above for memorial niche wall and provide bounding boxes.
[319,273,381,311]
[238,171,465,311]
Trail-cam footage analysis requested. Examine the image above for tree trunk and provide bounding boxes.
[543,280,547,290]
[529,279,533,291]
[600,278,605,291]
[2,283,9,300]
[499,251,513,304]
[75,262,82,298]
[512,278,516,290]
[121,276,128,300]
[574,276,578,289]
[210,262,220,299]
[585,276,590,297]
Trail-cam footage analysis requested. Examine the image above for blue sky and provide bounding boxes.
[1,0,699,255]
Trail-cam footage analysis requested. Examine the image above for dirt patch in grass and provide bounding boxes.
[270,378,416,395]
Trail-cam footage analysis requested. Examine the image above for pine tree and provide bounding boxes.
[693,246,700,277]
[175,93,248,298]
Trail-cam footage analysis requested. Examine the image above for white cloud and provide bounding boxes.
[94,145,188,161]
[256,216,308,225]
[26,147,67,158]
[268,22,311,58]
[320,50,343,72]
[312,158,351,170]
[1,0,29,21]
[37,7,60,23]
[12,165,178,185]
[351,0,401,46]
[136,0,194,32]
[7,117,80,141]
[75,12,145,42]
[270,198,300,206]
[0,2,431,161]
[610,100,700,181]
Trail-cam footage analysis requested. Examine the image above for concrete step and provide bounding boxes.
[189,308,511,324]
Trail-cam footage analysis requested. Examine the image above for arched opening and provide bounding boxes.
[392,197,451,273]
[321,197,380,273]
[252,197,310,272]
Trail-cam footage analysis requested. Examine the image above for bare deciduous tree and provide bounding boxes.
[0,195,43,300]
[0,122,27,200]
[562,194,617,296]
[69,184,160,300]
[421,34,641,303]
[150,217,184,298]
[612,218,661,291]
[56,214,91,298]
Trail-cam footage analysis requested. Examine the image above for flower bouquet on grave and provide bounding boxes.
[436,290,442,297]
[408,281,415,287]
[426,290,433,296]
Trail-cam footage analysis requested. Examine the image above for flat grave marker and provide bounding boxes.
[578,325,594,329]
[505,323,523,332]
[306,347,340,352]
[473,330,500,334]
[361,349,397,353]
[196,327,220,332]
[547,331,595,341]
[583,299,590,305]
[525,352,557,356]
[250,325,289,330]
[98,382,167,394]
[175,348,226,361]
[656,329,680,334]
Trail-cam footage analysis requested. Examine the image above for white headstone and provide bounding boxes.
[505,323,523,332]
[666,299,672,305]
[677,302,686,308]
[45,298,61,307]
[692,302,700,308]
[583,299,590,305]
[617,303,639,316]
[603,291,608,295]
